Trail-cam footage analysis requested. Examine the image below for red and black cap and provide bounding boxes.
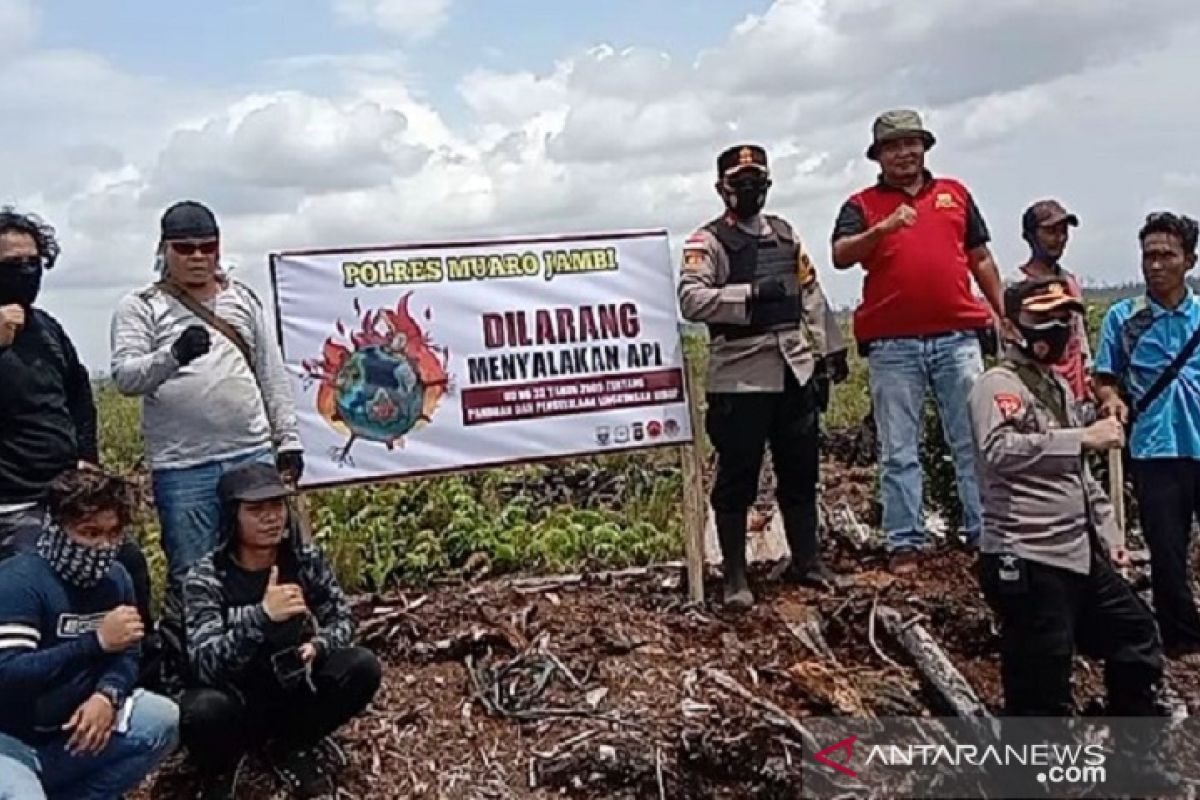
[1022,199,1079,234]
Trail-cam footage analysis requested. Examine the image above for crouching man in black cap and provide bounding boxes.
[110,201,305,588]
[678,144,849,610]
[159,462,381,799]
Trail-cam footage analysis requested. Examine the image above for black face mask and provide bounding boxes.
[0,257,43,308]
[723,175,770,220]
[1018,319,1072,364]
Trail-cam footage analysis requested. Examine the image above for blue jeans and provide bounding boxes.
[152,448,274,582]
[0,731,43,800]
[868,331,983,552]
[2,691,178,800]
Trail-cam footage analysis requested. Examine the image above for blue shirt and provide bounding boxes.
[0,553,138,744]
[1095,289,1200,460]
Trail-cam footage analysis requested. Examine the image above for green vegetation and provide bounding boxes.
[97,384,685,596]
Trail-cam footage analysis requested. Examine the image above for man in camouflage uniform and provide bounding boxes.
[679,144,849,610]
[160,463,380,799]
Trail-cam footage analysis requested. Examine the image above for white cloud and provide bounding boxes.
[958,87,1054,144]
[146,92,430,213]
[5,0,1200,370]
[0,0,37,53]
[332,0,452,39]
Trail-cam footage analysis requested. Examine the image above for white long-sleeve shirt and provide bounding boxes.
[109,278,302,471]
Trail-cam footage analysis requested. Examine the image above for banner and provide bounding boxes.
[271,230,695,489]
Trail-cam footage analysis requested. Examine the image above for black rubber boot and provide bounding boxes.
[780,503,845,590]
[716,511,753,610]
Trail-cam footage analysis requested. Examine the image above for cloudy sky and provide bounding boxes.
[4,0,1198,369]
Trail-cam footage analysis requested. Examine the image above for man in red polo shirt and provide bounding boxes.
[1018,199,1092,405]
[831,109,1005,574]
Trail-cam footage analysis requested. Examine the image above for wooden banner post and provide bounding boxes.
[283,472,317,545]
[679,345,707,603]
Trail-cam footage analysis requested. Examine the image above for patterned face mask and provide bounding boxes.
[37,524,119,589]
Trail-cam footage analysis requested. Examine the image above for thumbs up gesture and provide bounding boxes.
[262,566,307,622]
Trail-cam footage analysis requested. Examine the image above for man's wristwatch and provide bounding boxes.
[96,685,125,711]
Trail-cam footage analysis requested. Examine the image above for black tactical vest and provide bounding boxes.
[705,215,803,340]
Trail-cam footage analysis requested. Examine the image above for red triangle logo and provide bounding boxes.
[814,735,858,777]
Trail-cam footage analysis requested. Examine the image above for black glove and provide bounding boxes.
[826,350,850,384]
[752,277,787,302]
[171,325,211,365]
[277,450,305,485]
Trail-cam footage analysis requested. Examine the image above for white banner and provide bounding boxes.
[271,230,695,489]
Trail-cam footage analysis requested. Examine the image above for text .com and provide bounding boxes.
[1040,764,1107,786]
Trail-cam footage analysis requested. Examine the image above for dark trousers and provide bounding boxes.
[0,504,154,627]
[180,647,382,771]
[979,547,1163,716]
[706,371,821,569]
[706,370,819,515]
[1133,458,1200,654]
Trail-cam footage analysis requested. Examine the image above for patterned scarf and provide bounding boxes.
[37,523,119,589]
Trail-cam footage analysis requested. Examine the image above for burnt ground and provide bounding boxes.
[135,441,1200,799]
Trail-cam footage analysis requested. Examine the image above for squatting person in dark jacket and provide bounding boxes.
[0,468,178,799]
[679,144,848,610]
[0,207,154,629]
[161,462,381,799]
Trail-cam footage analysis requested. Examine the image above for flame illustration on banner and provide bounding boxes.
[301,293,450,465]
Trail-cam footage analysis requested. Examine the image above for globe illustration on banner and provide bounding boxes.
[333,345,425,438]
[302,293,450,466]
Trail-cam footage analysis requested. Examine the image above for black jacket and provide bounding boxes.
[0,309,98,504]
[158,509,353,697]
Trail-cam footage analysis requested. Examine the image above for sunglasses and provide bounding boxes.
[169,240,219,256]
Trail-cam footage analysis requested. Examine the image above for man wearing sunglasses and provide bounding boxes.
[678,144,848,610]
[110,201,304,585]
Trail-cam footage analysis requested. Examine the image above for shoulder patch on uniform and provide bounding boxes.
[993,393,1023,420]
[797,251,816,286]
[683,250,705,270]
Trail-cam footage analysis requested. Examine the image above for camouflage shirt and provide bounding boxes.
[158,528,354,696]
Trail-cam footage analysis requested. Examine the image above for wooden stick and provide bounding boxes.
[679,346,707,603]
[1108,448,1125,534]
[283,473,317,545]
